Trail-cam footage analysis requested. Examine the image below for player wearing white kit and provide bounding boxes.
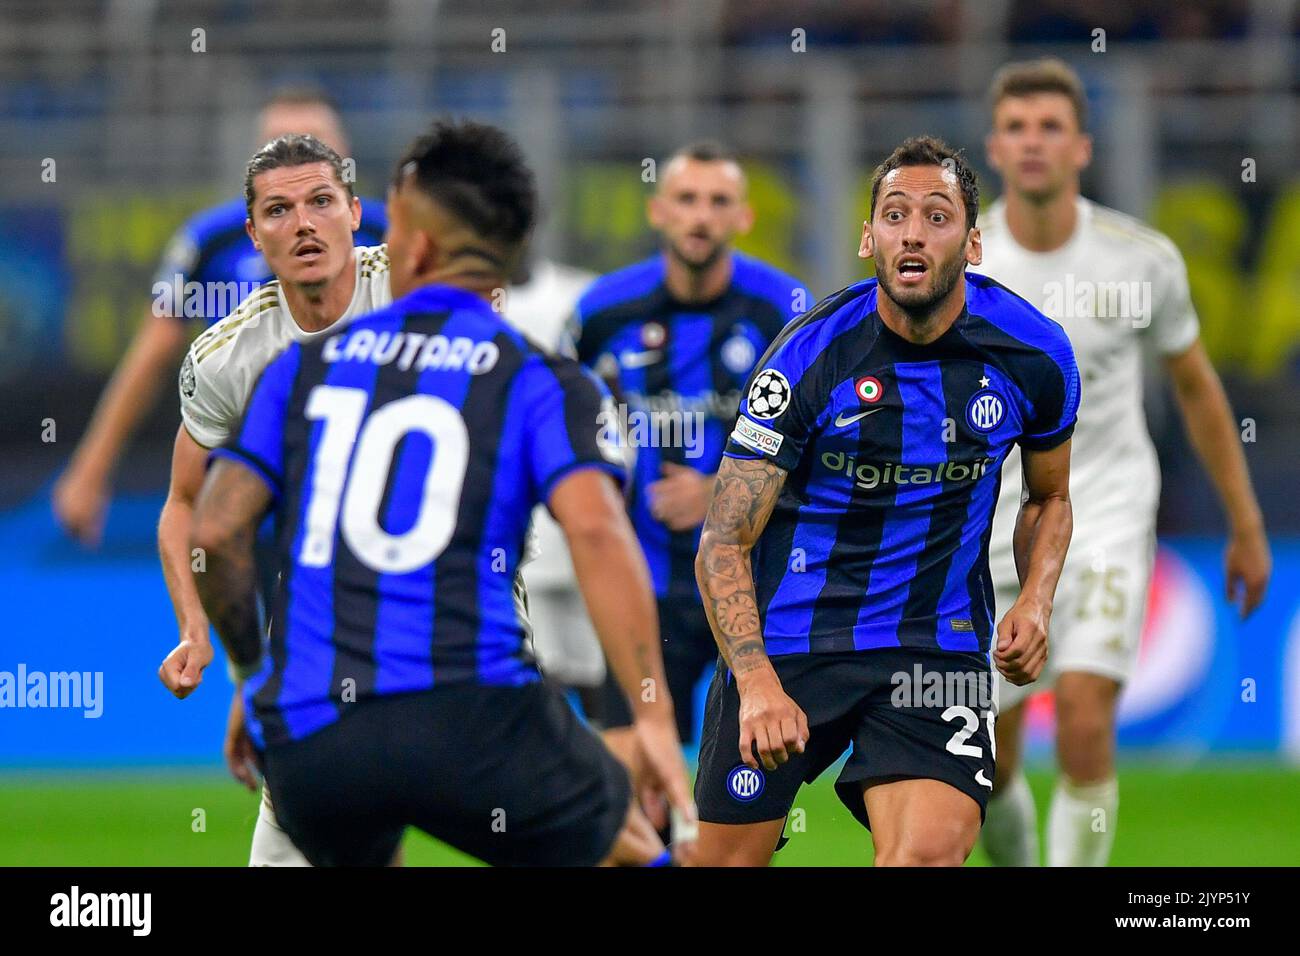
[505,257,607,694]
[156,134,390,866]
[977,59,1271,866]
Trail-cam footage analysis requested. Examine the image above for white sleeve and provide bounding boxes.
[1142,239,1200,356]
[178,344,240,449]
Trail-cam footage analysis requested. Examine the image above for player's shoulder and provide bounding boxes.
[355,196,389,236]
[187,280,284,370]
[751,279,877,382]
[770,278,876,352]
[179,196,250,247]
[575,256,665,319]
[965,272,1071,350]
[1085,199,1186,267]
[356,243,390,281]
[542,260,598,292]
[343,281,538,362]
[729,252,810,308]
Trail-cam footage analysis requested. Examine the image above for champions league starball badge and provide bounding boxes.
[747,368,791,419]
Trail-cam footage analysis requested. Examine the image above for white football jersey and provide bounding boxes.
[504,258,596,358]
[503,259,597,591]
[979,197,1199,571]
[179,245,391,448]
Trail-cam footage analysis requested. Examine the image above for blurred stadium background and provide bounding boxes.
[0,0,1297,865]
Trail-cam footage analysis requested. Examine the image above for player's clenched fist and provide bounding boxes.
[736,667,809,771]
[994,598,1050,686]
[158,637,214,699]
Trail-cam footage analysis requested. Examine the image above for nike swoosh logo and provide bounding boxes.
[975,770,993,789]
[834,407,883,427]
[619,349,663,369]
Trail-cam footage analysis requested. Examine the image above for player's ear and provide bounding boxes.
[858,221,874,260]
[984,131,1002,173]
[646,194,665,230]
[1075,132,1093,173]
[966,226,983,266]
[735,200,756,236]
[412,229,438,277]
[244,218,262,252]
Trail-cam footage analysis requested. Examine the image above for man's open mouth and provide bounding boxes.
[897,257,928,281]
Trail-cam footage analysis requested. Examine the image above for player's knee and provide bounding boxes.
[875,837,970,867]
[696,843,773,867]
[875,816,977,867]
[694,823,778,867]
[1056,707,1113,765]
[1057,735,1114,785]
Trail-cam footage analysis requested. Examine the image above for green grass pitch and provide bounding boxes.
[2,763,1296,866]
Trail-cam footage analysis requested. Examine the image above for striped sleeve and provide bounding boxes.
[724,311,834,472]
[519,354,628,506]
[1019,337,1081,451]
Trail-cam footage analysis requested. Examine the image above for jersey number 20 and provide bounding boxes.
[298,384,469,574]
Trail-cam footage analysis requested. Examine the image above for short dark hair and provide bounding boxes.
[988,58,1088,131]
[668,139,738,165]
[869,135,980,230]
[394,119,537,247]
[261,84,339,114]
[244,133,353,217]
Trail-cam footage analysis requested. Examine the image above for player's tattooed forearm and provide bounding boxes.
[192,526,262,664]
[706,456,787,539]
[713,592,761,640]
[697,456,785,674]
[729,639,770,676]
[192,462,272,665]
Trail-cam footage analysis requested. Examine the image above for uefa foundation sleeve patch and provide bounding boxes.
[731,416,784,457]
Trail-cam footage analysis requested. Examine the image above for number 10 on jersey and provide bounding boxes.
[298,384,469,574]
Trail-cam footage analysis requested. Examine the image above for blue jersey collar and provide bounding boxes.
[396,282,497,317]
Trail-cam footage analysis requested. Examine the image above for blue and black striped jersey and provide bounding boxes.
[153,195,388,325]
[214,283,626,748]
[572,252,810,598]
[726,273,1080,656]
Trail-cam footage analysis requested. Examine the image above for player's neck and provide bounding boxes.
[1003,186,1080,253]
[425,259,508,302]
[876,285,966,345]
[662,250,733,304]
[282,251,358,333]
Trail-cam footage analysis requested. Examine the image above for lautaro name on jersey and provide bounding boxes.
[726,272,1080,656]
[213,282,626,749]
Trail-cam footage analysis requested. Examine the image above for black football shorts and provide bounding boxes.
[263,681,632,866]
[695,647,996,830]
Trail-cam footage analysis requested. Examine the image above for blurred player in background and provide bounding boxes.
[189,120,696,866]
[157,133,390,866]
[693,137,1078,866]
[504,256,611,710]
[978,58,1272,867]
[52,87,386,546]
[571,141,810,746]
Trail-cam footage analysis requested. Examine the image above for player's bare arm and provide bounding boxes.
[696,455,809,771]
[190,458,272,675]
[1001,438,1073,686]
[157,424,217,698]
[551,467,697,857]
[1164,340,1271,617]
[54,308,188,547]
